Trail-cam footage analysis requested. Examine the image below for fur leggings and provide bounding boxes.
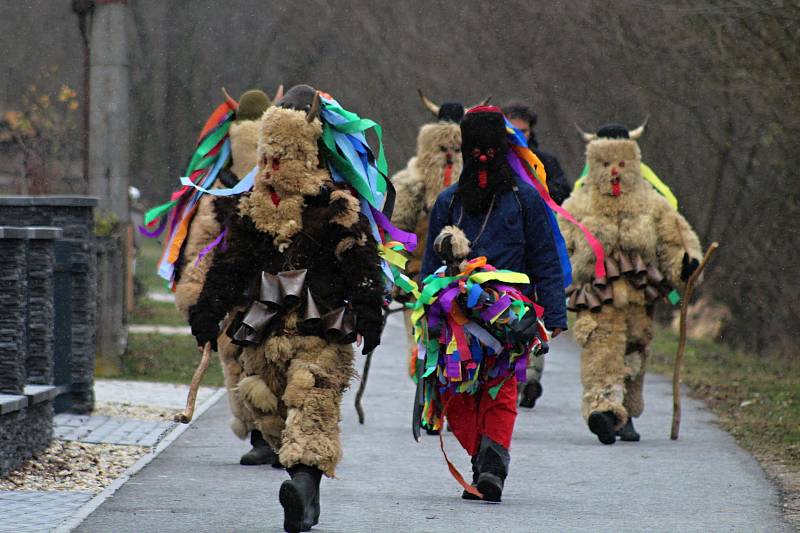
[233,332,355,477]
[572,304,653,428]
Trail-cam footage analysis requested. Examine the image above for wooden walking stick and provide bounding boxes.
[671,242,719,440]
[355,305,398,424]
[354,349,373,425]
[174,342,212,424]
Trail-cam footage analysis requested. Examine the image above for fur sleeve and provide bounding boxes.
[189,202,260,334]
[335,215,385,337]
[390,161,425,232]
[654,199,702,287]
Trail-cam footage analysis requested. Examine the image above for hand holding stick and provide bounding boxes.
[174,342,212,424]
[671,242,719,440]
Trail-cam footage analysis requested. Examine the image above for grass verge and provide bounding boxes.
[97,333,224,387]
[649,327,800,469]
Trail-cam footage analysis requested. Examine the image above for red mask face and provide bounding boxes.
[471,148,497,188]
[604,160,625,196]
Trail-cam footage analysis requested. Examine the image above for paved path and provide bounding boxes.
[73,314,791,532]
[94,379,216,409]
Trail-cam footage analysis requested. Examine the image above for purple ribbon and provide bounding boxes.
[438,287,460,312]
[194,228,227,266]
[480,294,512,322]
[138,217,167,238]
[514,354,528,383]
[446,352,461,379]
[370,206,417,252]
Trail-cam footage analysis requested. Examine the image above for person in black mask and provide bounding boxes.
[419,105,567,502]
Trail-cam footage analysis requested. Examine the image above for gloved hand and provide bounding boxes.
[434,233,455,263]
[680,253,700,281]
[189,306,219,352]
[357,316,383,355]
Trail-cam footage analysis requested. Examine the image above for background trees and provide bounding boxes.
[1,0,797,355]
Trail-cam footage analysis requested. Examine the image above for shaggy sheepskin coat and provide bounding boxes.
[189,107,384,476]
[559,137,701,426]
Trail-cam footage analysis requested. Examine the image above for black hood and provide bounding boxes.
[457,109,516,215]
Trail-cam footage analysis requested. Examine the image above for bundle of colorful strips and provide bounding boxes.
[140,97,240,288]
[405,257,549,432]
[139,92,417,293]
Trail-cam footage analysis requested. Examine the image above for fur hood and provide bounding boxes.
[582,138,647,199]
[229,120,262,178]
[413,122,463,209]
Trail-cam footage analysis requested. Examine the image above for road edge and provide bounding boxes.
[52,387,226,533]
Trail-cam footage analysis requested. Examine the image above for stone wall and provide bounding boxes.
[0,226,61,476]
[0,197,97,413]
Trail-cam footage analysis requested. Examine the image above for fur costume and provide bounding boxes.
[559,123,701,437]
[189,103,385,477]
[173,90,270,439]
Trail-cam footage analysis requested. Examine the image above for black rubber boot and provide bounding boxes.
[240,430,278,466]
[475,447,506,502]
[519,379,543,409]
[588,411,617,445]
[461,455,480,500]
[279,464,322,532]
[617,417,641,442]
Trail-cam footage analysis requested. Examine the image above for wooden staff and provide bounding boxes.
[671,242,719,440]
[174,342,212,424]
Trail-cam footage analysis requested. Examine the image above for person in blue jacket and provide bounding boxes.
[419,105,567,501]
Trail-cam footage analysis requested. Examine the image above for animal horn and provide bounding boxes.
[575,123,597,142]
[306,91,321,123]
[221,87,238,109]
[629,115,649,139]
[417,88,440,117]
[273,84,284,104]
[477,95,493,107]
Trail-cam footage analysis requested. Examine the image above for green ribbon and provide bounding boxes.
[323,101,388,179]
[144,200,176,226]
[415,275,460,306]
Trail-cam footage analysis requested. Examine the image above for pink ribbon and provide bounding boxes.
[508,149,606,279]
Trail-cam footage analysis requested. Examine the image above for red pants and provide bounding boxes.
[441,375,518,456]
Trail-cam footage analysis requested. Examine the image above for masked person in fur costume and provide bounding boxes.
[560,123,701,445]
[171,88,281,467]
[420,106,567,501]
[391,91,487,387]
[189,85,385,532]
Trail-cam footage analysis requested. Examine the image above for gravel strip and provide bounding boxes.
[92,401,174,421]
[0,440,147,494]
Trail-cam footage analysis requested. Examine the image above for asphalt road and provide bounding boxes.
[75,313,791,532]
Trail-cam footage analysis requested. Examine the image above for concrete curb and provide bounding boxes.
[52,387,226,533]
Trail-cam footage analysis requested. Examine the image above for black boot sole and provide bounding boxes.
[461,486,481,500]
[519,381,542,409]
[279,480,305,533]
[476,473,503,503]
[588,412,617,445]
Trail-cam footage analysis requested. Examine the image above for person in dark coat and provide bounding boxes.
[419,106,567,502]
[503,101,570,206]
[502,101,570,408]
